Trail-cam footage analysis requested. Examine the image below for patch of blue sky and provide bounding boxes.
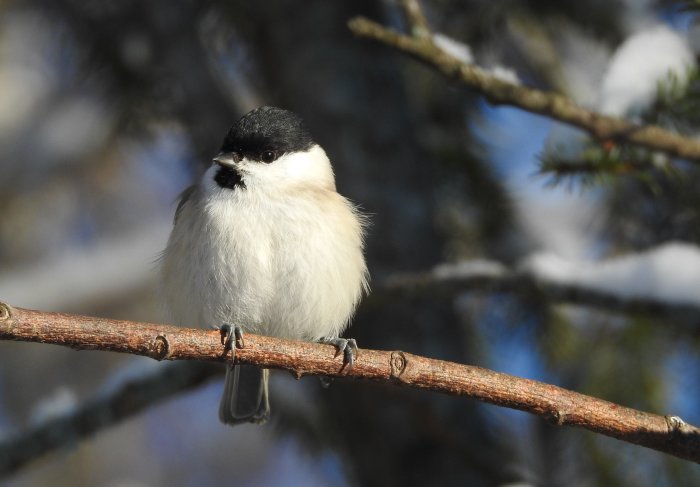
[124,125,194,210]
[663,344,700,425]
[471,100,564,203]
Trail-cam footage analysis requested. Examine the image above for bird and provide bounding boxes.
[160,106,369,425]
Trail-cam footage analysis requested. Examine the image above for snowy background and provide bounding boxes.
[1,0,700,486]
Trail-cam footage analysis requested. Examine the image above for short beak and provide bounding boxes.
[213,152,236,167]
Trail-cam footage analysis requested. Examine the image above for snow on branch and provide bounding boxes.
[347,5,700,162]
[384,245,700,322]
[1,302,699,465]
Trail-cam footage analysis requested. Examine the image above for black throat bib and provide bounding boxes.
[214,165,245,190]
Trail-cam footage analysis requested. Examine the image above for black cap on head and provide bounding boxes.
[220,106,315,157]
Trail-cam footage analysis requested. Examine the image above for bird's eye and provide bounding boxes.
[232,151,243,162]
[261,150,277,163]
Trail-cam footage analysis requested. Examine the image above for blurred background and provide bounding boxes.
[1,0,700,485]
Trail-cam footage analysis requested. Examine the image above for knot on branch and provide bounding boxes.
[390,351,407,378]
[0,302,11,322]
[545,408,566,426]
[666,415,688,435]
[151,334,170,360]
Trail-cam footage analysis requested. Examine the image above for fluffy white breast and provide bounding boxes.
[160,146,368,340]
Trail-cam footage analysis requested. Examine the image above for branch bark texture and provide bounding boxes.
[347,16,700,162]
[1,302,699,464]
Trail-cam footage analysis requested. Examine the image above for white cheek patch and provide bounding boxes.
[272,145,335,188]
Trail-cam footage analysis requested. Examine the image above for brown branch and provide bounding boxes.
[1,302,699,464]
[347,16,700,162]
[5,262,695,477]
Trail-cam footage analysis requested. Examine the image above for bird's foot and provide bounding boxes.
[219,323,245,366]
[319,337,358,371]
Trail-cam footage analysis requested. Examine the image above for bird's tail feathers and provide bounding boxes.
[219,364,270,425]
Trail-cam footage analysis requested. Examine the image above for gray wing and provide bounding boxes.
[174,185,197,225]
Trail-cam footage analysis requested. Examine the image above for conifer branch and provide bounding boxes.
[348,9,700,162]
